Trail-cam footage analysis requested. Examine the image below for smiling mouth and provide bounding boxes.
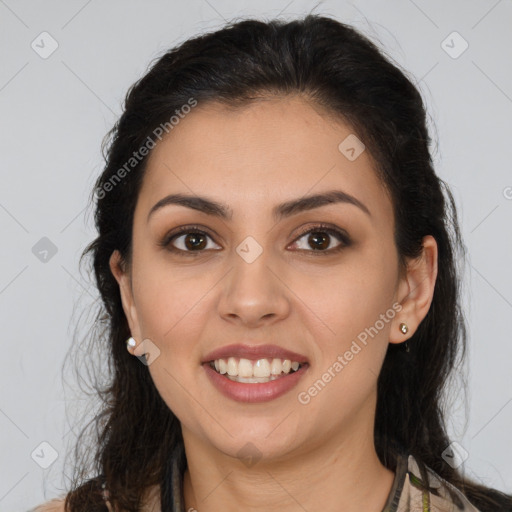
[207,357,307,383]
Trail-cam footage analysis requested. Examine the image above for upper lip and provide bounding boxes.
[202,343,309,364]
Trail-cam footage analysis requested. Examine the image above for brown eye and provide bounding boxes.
[159,223,351,257]
[159,225,221,254]
[307,231,330,250]
[181,232,208,251]
[290,224,351,255]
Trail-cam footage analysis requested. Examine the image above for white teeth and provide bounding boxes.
[238,358,253,378]
[210,357,303,379]
[253,359,270,377]
[270,358,282,375]
[227,357,238,376]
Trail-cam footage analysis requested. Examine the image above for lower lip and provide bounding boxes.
[203,363,309,403]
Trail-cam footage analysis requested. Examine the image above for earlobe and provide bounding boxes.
[389,235,438,344]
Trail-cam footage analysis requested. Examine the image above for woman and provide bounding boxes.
[35,14,512,512]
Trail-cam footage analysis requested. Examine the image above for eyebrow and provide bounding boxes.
[146,189,371,223]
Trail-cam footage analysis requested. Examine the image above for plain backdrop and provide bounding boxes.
[1,0,511,509]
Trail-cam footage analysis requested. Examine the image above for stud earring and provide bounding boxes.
[399,323,408,334]
[126,337,137,352]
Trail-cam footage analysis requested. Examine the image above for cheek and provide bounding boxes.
[133,248,206,323]
[133,269,214,422]
[297,263,396,422]
[304,251,397,346]
[131,268,217,374]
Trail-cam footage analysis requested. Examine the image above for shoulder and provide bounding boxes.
[32,495,114,512]
[31,476,113,512]
[31,480,160,512]
[31,497,66,511]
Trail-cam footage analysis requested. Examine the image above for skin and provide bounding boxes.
[109,95,438,512]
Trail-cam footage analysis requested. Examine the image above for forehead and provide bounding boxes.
[136,96,392,224]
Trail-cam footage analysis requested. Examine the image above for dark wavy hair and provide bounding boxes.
[60,13,512,511]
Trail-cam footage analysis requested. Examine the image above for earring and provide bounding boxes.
[126,336,137,352]
[399,323,410,353]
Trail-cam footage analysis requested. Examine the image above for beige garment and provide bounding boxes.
[382,453,481,512]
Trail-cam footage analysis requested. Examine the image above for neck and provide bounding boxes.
[181,396,395,512]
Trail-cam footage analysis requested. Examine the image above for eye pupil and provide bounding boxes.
[309,232,329,250]
[185,233,207,250]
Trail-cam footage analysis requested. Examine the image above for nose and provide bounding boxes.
[217,244,291,328]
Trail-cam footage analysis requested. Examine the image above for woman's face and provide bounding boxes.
[111,95,433,464]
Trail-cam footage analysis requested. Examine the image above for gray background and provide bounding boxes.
[1,0,511,509]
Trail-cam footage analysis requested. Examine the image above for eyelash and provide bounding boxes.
[159,223,351,257]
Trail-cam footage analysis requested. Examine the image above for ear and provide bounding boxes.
[109,250,143,352]
[389,235,438,344]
